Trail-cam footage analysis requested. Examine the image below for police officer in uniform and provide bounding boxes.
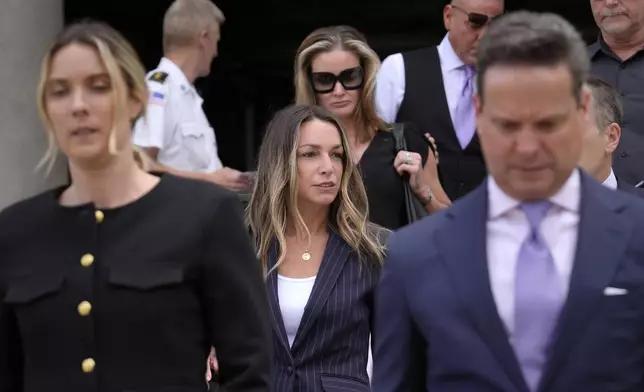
[133,0,252,192]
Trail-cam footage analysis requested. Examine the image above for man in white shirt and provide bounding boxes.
[133,0,252,192]
[578,75,644,196]
[375,0,504,200]
[374,11,644,392]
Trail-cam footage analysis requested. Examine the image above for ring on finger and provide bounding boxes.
[404,152,413,165]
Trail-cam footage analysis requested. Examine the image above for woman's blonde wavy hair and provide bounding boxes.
[36,20,150,173]
[294,25,387,139]
[246,105,387,276]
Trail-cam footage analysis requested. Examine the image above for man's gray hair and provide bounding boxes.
[585,75,623,131]
[476,11,589,104]
[163,0,225,52]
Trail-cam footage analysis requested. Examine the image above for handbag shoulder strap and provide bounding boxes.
[391,123,407,152]
[391,123,425,223]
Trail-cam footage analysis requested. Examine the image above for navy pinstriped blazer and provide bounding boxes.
[266,231,380,392]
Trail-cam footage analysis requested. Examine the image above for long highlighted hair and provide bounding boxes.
[246,104,386,276]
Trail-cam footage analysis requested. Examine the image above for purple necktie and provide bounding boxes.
[513,201,563,392]
[453,65,476,149]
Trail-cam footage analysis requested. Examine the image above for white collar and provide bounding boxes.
[487,169,581,219]
[437,34,466,73]
[601,169,618,190]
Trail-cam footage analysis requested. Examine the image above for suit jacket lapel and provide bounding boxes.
[266,243,292,355]
[290,231,350,353]
[539,175,631,391]
[436,184,529,392]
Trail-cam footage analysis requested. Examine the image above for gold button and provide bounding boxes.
[80,254,94,268]
[81,358,95,373]
[77,301,92,316]
[95,210,104,223]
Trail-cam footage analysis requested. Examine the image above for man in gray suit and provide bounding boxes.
[588,0,644,185]
[579,75,644,197]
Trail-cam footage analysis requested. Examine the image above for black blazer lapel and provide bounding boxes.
[539,175,632,391]
[436,184,529,392]
[290,231,351,353]
[266,243,292,355]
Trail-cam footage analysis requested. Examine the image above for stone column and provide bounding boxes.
[0,0,66,210]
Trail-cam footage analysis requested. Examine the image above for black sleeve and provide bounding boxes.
[0,227,23,392]
[0,298,22,392]
[199,191,272,392]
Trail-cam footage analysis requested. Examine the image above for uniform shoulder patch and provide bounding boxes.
[148,71,169,84]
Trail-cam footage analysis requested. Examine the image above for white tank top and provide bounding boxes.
[277,274,316,347]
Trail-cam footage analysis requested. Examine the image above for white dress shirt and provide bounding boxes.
[602,169,618,190]
[133,58,223,172]
[486,170,581,335]
[375,34,471,124]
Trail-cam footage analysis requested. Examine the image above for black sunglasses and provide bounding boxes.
[451,4,501,29]
[309,67,365,94]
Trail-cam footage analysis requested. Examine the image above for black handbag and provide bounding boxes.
[391,123,429,224]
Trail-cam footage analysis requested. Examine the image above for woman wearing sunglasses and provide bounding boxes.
[294,25,451,231]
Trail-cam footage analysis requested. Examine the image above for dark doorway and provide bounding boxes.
[64,0,595,171]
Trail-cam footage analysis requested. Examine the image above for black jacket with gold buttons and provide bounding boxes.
[0,173,272,392]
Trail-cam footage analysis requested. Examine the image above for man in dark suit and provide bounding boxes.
[373,11,644,392]
[376,0,504,201]
[579,75,644,197]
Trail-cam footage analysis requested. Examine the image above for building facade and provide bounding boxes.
[0,0,66,209]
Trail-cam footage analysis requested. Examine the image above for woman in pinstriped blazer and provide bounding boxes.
[246,105,387,392]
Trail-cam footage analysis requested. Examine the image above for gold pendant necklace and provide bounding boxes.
[301,251,311,261]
